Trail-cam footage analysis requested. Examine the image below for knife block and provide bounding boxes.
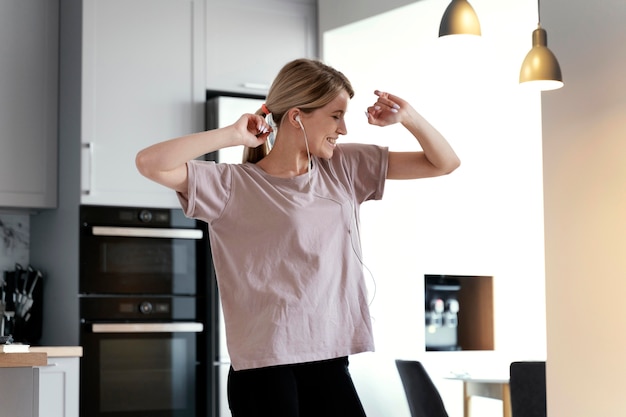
[1,268,44,344]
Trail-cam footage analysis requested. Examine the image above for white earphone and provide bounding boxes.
[295,114,303,129]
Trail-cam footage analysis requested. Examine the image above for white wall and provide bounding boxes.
[542,1,626,416]
[318,0,415,32]
[320,1,547,416]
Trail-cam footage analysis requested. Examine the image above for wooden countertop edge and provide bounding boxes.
[29,346,83,358]
[0,352,48,367]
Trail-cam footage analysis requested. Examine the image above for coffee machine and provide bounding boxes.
[425,275,461,351]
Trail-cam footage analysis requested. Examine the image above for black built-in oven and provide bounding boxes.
[79,205,205,295]
[79,205,213,417]
[80,296,203,417]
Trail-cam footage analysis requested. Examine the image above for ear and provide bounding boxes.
[287,109,302,129]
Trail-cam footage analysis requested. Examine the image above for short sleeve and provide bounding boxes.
[176,159,232,224]
[333,143,388,203]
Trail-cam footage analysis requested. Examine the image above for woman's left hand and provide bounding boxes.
[366,89,461,179]
[365,90,406,126]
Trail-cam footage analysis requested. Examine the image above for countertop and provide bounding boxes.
[0,352,47,368]
[0,346,81,367]
[29,346,83,358]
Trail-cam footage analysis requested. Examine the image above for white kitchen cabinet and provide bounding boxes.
[0,0,58,209]
[32,347,83,417]
[81,0,206,208]
[37,358,79,417]
[205,0,317,95]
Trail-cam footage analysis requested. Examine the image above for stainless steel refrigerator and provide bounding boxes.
[205,93,265,417]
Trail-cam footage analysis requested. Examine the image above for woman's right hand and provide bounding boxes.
[234,113,273,148]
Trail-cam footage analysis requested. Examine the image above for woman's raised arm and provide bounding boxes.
[366,90,460,180]
[135,113,271,192]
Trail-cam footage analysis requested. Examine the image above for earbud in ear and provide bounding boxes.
[295,114,304,130]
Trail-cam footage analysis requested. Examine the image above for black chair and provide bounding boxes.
[509,361,547,417]
[395,360,449,417]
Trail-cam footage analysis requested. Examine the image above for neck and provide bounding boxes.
[256,148,311,178]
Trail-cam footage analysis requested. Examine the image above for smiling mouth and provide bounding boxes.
[327,138,337,146]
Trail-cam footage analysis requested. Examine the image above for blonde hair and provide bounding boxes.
[243,59,354,163]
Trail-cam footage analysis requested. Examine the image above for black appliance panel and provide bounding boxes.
[80,296,204,417]
[79,205,213,417]
[80,205,205,295]
[80,296,197,321]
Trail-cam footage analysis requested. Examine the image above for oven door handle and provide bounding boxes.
[91,322,204,333]
[91,226,203,240]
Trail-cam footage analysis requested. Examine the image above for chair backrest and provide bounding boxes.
[509,361,547,417]
[395,360,449,417]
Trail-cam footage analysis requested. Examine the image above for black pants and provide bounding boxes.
[227,356,367,417]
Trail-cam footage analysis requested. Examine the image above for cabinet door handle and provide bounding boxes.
[81,142,93,195]
[242,82,270,90]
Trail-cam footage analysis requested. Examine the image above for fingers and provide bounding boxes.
[235,114,272,147]
[241,114,271,137]
[374,90,401,112]
[255,119,271,137]
[366,90,402,125]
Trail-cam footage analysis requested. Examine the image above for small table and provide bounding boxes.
[446,376,511,417]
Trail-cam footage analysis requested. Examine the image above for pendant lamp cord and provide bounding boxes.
[537,0,541,25]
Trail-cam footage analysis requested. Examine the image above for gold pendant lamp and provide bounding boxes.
[439,0,481,37]
[519,0,564,90]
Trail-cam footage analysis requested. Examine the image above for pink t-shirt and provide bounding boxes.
[178,143,388,370]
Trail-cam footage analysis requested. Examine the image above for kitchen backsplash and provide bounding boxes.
[0,214,29,273]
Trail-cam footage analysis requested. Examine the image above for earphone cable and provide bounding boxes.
[301,126,377,306]
[300,121,313,185]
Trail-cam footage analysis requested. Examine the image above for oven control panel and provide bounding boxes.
[80,296,195,321]
[136,300,171,315]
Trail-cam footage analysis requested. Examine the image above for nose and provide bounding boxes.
[338,119,347,135]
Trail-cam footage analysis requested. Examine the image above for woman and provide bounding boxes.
[136,58,460,417]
